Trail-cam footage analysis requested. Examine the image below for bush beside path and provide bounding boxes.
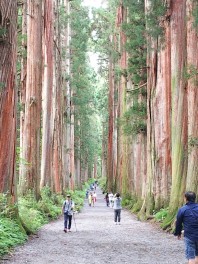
[1,188,185,264]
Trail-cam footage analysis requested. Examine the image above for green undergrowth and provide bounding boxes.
[0,218,27,256]
[98,177,107,193]
[0,183,91,258]
[122,194,143,213]
[153,208,168,222]
[122,194,177,232]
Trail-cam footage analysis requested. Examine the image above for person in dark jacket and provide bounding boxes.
[174,191,198,264]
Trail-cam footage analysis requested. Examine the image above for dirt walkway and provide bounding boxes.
[1,188,186,264]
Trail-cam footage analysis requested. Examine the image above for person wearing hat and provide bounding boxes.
[62,194,75,233]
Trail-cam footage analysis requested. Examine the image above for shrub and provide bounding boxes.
[0,218,27,256]
[154,208,168,222]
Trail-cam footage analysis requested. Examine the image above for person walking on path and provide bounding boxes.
[88,193,93,207]
[109,192,114,208]
[93,191,97,203]
[105,192,109,207]
[174,191,198,264]
[62,194,75,233]
[113,193,122,225]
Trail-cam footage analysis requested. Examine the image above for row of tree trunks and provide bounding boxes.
[0,0,17,203]
[106,0,197,222]
[19,0,72,196]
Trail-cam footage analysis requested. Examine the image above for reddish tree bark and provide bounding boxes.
[19,0,42,197]
[0,0,17,202]
[186,0,198,192]
[107,51,114,192]
[40,0,54,189]
[169,0,188,211]
[116,3,128,195]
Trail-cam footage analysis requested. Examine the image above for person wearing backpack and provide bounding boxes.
[113,193,122,225]
[62,194,75,233]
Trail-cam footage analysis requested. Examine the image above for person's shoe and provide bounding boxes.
[64,229,67,233]
[118,222,121,225]
[68,229,71,232]
[115,222,117,225]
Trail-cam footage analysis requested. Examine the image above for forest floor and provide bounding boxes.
[1,188,186,264]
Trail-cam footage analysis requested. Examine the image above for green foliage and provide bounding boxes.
[122,194,138,211]
[153,208,168,222]
[18,188,63,233]
[146,0,168,40]
[0,82,5,91]
[188,137,198,147]
[161,210,177,230]
[123,0,147,86]
[183,64,198,84]
[98,177,107,193]
[68,0,103,174]
[0,218,27,256]
[0,27,7,37]
[120,102,147,136]
[192,0,198,28]
[0,193,17,219]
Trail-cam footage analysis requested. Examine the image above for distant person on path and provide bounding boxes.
[105,193,109,207]
[62,194,75,233]
[113,193,122,225]
[88,193,92,207]
[93,191,97,203]
[174,191,198,264]
[109,192,114,208]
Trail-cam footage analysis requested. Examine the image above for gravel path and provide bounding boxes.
[1,188,186,264]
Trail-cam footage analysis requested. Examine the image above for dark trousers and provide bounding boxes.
[114,209,121,222]
[64,213,72,229]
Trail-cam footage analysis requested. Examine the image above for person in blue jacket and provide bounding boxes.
[174,191,198,264]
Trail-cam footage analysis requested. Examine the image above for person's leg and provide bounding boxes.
[64,213,68,232]
[117,209,121,224]
[114,209,117,223]
[188,260,196,264]
[194,241,198,264]
[185,237,196,264]
[68,215,72,231]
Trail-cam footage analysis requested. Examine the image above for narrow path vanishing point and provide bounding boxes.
[1,188,186,264]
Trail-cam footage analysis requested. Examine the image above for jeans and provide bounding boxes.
[184,237,198,259]
[64,213,72,230]
[114,209,121,222]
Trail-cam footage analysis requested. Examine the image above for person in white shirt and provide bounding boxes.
[109,192,114,208]
[113,193,122,225]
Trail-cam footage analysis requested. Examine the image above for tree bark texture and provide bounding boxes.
[169,0,188,212]
[114,2,128,195]
[0,0,17,202]
[186,0,198,192]
[40,0,54,189]
[19,0,42,197]
[107,53,114,192]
